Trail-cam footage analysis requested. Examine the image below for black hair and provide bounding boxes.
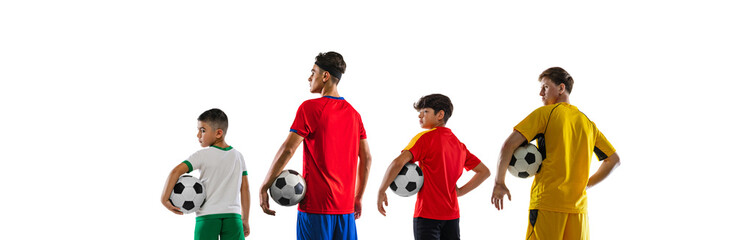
[314,51,346,84]
[413,94,454,123]
[198,108,228,135]
[539,67,574,94]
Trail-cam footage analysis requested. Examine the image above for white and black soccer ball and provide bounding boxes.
[508,144,543,179]
[390,162,424,197]
[269,169,306,206]
[169,175,206,214]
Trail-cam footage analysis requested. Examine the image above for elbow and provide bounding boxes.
[481,166,492,180]
[281,142,298,157]
[606,153,621,168]
[361,152,373,165]
[476,162,492,180]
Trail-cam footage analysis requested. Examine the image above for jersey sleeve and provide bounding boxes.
[463,144,481,171]
[184,150,204,173]
[358,113,367,140]
[239,152,248,176]
[593,126,616,161]
[514,106,552,143]
[289,102,312,137]
[403,131,430,162]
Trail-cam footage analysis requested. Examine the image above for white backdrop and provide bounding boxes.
[1,1,734,239]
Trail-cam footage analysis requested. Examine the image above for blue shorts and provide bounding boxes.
[297,211,357,240]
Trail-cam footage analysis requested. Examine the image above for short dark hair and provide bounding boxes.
[315,51,346,84]
[413,94,454,123]
[198,108,229,135]
[538,67,574,94]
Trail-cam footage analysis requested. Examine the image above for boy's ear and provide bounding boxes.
[216,129,224,138]
[436,110,445,121]
[558,83,566,95]
[322,71,330,83]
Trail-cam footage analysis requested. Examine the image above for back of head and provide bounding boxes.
[198,108,229,135]
[414,93,454,123]
[539,67,574,94]
[314,51,347,84]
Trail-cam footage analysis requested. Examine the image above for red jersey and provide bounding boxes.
[289,96,367,214]
[403,127,481,220]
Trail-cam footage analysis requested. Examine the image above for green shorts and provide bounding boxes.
[195,213,244,240]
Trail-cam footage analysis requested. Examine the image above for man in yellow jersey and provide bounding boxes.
[491,67,621,240]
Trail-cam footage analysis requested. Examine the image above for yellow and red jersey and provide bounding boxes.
[403,127,481,220]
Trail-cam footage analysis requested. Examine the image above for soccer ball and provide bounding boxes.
[169,175,206,214]
[508,143,543,178]
[390,162,424,197]
[269,169,306,206]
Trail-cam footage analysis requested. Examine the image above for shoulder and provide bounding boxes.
[532,104,563,114]
[414,128,438,139]
[299,97,325,108]
[187,147,214,164]
[228,147,243,155]
[405,128,438,148]
[191,147,214,156]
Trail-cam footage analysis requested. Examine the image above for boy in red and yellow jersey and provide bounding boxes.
[377,94,490,240]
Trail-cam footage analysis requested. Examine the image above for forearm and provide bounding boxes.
[587,152,620,188]
[261,143,296,191]
[355,155,371,200]
[378,151,412,192]
[241,177,251,222]
[495,144,516,184]
[458,162,490,196]
[161,163,188,204]
[495,131,526,184]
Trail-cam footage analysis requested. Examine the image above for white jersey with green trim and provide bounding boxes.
[184,146,247,217]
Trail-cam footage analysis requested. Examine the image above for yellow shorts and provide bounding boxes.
[526,209,589,240]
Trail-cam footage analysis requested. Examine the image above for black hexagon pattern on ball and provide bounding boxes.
[173,183,185,194]
[278,198,291,206]
[406,182,417,192]
[295,183,304,195]
[193,182,203,194]
[183,201,195,210]
[525,153,536,165]
[275,178,287,189]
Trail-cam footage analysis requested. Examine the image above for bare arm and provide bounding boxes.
[376,151,413,216]
[241,175,251,237]
[491,130,527,210]
[587,152,620,189]
[457,161,491,197]
[160,163,189,215]
[259,132,304,216]
[354,139,372,219]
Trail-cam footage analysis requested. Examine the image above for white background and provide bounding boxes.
[1,1,734,239]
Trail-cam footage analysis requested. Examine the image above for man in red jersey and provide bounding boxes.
[259,52,372,240]
[377,94,490,240]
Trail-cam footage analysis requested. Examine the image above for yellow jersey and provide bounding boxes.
[514,103,616,213]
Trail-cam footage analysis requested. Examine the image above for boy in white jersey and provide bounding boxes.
[161,108,251,239]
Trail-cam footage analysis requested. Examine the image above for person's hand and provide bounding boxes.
[162,199,183,215]
[243,221,250,237]
[354,198,363,219]
[491,182,512,210]
[377,191,388,216]
[456,185,467,197]
[259,186,276,216]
